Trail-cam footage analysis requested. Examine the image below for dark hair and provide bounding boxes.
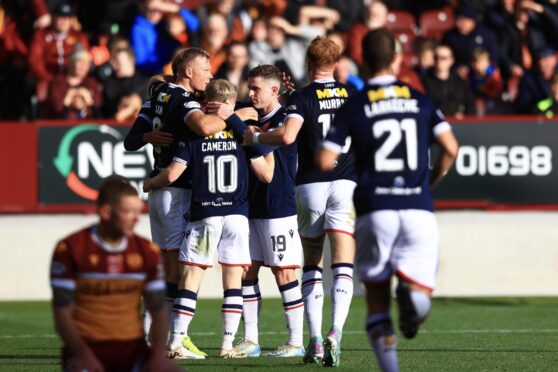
[362,28,395,74]
[96,176,138,207]
[171,47,210,79]
[248,64,282,82]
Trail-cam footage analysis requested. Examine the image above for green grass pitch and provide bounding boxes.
[1,297,557,371]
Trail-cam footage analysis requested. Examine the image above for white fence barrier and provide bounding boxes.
[1,211,557,300]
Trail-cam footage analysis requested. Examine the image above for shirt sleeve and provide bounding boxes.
[430,102,452,136]
[124,101,154,151]
[173,137,194,165]
[323,99,354,154]
[285,91,306,124]
[177,96,203,124]
[50,240,77,291]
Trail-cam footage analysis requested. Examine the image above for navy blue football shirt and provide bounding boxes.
[324,76,451,215]
[248,104,298,219]
[285,78,355,185]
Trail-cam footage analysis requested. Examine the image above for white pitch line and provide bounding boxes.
[2,329,558,339]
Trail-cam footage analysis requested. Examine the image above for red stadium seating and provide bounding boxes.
[386,10,417,34]
[394,31,416,54]
[420,8,455,40]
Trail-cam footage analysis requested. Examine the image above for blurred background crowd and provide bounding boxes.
[3,0,558,121]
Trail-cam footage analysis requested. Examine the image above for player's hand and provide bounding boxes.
[143,179,153,193]
[281,72,295,93]
[206,101,233,120]
[67,349,105,372]
[33,13,51,29]
[234,107,258,122]
[243,126,261,145]
[143,128,174,147]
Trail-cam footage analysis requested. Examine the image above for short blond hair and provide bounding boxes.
[205,79,237,102]
[171,47,210,79]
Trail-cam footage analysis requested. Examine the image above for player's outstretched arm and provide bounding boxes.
[143,161,187,192]
[52,289,104,372]
[431,130,459,188]
[250,152,275,183]
[185,110,228,136]
[244,116,303,146]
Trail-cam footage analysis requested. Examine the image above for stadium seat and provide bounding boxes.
[386,10,417,34]
[394,31,416,54]
[420,8,455,40]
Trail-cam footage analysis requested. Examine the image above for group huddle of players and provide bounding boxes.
[50,28,458,372]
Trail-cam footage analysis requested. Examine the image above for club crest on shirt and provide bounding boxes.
[55,241,68,253]
[126,253,143,270]
[89,254,99,266]
[107,255,124,274]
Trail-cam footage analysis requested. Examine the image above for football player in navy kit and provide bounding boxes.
[244,36,356,366]
[317,28,459,372]
[230,65,305,359]
[143,79,275,359]
[125,48,257,358]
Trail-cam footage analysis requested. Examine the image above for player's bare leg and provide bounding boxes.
[266,267,305,357]
[144,248,179,344]
[365,280,399,372]
[323,231,355,367]
[235,263,263,357]
[220,265,248,358]
[167,265,206,359]
[301,237,325,363]
[395,277,432,340]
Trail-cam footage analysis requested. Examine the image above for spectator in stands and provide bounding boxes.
[197,0,251,42]
[393,39,425,93]
[248,16,324,86]
[201,14,231,75]
[328,32,364,90]
[43,47,102,119]
[442,1,499,80]
[335,56,365,91]
[422,44,476,118]
[516,47,558,113]
[282,0,363,33]
[347,0,388,67]
[487,0,558,83]
[469,47,505,115]
[415,39,438,78]
[28,3,89,103]
[485,0,527,81]
[0,0,50,119]
[214,42,251,101]
[130,0,199,74]
[535,71,558,118]
[102,46,148,120]
[469,47,504,100]
[95,36,132,84]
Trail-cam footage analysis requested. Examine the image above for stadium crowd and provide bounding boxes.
[3,0,558,121]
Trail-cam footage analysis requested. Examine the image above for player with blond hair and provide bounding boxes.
[144,79,275,359]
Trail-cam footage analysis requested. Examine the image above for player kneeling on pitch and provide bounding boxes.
[143,79,275,359]
[317,28,459,372]
[50,177,180,372]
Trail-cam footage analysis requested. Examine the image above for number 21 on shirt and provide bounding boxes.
[373,118,417,172]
